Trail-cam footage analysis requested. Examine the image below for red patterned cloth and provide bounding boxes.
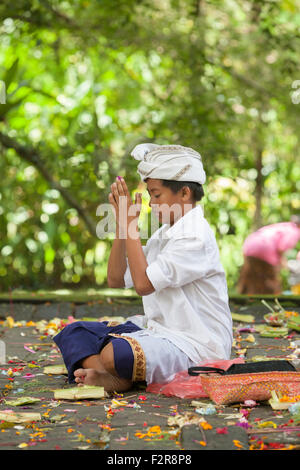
[201,371,300,405]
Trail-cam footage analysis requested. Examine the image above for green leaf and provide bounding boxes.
[3,58,19,91]
[0,95,27,118]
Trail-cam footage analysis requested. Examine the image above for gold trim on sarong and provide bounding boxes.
[106,321,121,327]
[108,333,146,382]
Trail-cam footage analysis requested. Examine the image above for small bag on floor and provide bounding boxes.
[188,360,300,405]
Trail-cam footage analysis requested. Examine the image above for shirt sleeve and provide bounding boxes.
[146,237,208,292]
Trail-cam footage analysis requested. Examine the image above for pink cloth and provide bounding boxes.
[243,222,300,266]
[146,358,244,399]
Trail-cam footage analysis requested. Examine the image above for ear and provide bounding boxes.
[181,186,193,201]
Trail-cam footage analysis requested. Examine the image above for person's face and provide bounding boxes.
[146,178,194,225]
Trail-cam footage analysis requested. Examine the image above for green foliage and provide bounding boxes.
[0,0,299,292]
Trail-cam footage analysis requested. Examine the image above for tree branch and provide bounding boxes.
[40,0,79,27]
[0,131,97,237]
[204,56,275,98]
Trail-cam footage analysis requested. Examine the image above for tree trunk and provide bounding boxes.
[253,146,263,230]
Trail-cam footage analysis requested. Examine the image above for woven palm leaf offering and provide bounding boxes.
[262,299,297,327]
[287,312,300,332]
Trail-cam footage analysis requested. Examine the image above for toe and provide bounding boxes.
[74,368,85,377]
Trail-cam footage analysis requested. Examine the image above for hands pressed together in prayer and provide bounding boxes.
[107,176,154,295]
[109,176,142,238]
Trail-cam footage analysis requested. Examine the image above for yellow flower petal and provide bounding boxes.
[200,421,212,430]
[18,443,28,448]
[233,439,244,449]
[258,421,277,429]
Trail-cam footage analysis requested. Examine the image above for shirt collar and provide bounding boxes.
[164,204,204,239]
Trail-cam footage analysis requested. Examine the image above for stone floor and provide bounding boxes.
[0,298,299,455]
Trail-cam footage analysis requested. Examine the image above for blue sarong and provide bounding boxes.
[53,320,142,383]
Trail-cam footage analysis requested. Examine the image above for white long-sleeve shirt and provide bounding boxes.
[124,204,233,364]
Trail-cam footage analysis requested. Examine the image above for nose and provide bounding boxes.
[148,197,154,208]
[149,198,159,210]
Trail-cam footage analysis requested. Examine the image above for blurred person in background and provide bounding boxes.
[237,215,300,295]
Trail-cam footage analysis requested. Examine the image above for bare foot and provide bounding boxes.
[74,367,132,393]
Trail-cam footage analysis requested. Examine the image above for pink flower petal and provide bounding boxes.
[216,427,228,434]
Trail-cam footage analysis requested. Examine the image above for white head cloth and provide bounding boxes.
[131,143,206,185]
